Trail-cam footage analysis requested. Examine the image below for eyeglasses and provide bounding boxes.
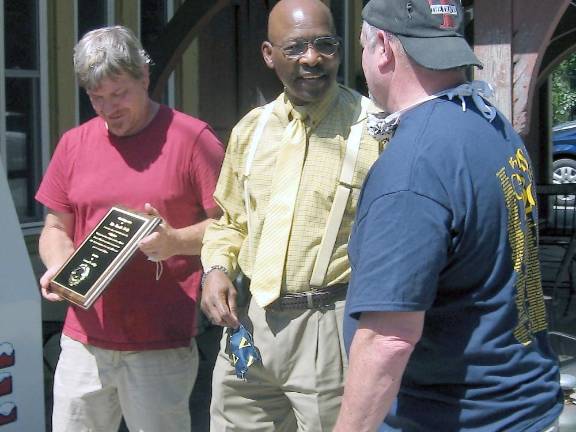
[273,36,341,59]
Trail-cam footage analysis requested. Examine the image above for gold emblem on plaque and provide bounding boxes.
[68,263,91,286]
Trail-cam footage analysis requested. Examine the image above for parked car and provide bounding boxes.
[553,120,576,184]
[552,121,576,206]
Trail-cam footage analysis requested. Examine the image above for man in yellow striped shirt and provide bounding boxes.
[201,0,387,430]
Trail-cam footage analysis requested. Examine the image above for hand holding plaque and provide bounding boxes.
[49,206,162,309]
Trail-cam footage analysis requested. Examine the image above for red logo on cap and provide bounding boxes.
[428,0,458,29]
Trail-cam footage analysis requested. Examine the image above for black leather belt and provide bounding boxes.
[267,283,348,310]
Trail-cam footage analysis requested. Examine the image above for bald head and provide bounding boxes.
[268,0,335,43]
[262,0,340,105]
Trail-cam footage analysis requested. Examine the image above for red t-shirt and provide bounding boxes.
[36,105,224,350]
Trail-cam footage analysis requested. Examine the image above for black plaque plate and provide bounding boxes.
[50,206,162,309]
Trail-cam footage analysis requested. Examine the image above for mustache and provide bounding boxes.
[297,66,326,76]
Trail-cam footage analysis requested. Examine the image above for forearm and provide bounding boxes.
[39,215,75,268]
[335,331,414,431]
[334,311,423,432]
[170,218,216,256]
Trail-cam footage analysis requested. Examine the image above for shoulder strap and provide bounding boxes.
[244,102,275,179]
[309,96,370,287]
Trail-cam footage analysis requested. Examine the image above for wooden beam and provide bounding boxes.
[116,0,140,36]
[474,0,513,121]
[48,0,77,145]
[147,0,232,101]
[345,0,363,90]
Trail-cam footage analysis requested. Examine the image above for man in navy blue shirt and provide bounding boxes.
[334,1,563,431]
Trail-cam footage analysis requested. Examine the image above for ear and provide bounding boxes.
[377,31,395,72]
[261,41,275,70]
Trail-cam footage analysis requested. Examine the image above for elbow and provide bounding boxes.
[358,311,424,346]
[352,327,418,363]
[348,330,416,395]
[366,335,418,386]
[372,336,417,363]
[354,310,424,368]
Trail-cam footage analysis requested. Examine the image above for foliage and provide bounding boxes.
[552,52,576,124]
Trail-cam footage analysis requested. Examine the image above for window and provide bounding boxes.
[1,0,48,226]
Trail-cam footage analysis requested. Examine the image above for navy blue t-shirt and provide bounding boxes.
[345,96,563,431]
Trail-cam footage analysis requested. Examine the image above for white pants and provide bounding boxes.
[52,334,198,432]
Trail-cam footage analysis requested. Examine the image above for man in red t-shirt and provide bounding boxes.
[36,26,224,432]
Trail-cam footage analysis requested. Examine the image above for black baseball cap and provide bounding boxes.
[362,0,482,70]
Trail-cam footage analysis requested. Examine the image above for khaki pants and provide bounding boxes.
[52,334,198,432]
[210,298,347,432]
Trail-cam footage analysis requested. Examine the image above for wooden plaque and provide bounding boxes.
[50,206,162,309]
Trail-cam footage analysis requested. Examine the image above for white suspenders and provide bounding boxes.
[242,101,275,243]
[243,96,369,287]
[310,97,369,286]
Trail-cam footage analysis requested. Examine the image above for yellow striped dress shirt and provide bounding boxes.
[201,83,387,294]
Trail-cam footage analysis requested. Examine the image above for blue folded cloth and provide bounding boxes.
[229,324,261,379]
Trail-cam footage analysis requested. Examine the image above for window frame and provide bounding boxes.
[0,0,50,234]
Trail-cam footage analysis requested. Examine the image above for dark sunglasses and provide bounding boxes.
[273,36,341,59]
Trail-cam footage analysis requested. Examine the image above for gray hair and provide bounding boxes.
[73,26,151,90]
[362,21,403,53]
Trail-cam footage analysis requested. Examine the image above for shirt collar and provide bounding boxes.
[280,83,339,129]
